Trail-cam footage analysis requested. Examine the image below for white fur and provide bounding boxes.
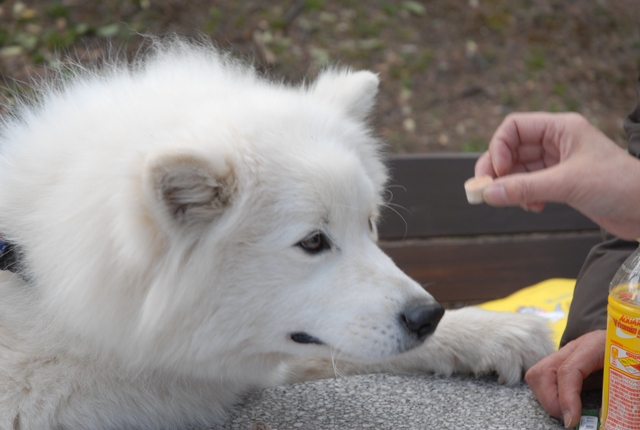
[0,39,554,429]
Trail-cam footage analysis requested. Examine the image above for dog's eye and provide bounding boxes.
[297,232,331,254]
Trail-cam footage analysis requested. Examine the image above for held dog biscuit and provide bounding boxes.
[464,175,494,204]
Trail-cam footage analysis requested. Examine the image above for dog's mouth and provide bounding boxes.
[289,332,325,345]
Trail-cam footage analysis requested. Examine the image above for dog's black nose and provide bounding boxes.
[400,302,445,339]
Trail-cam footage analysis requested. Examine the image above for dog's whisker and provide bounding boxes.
[385,184,407,191]
[329,347,344,379]
[383,188,394,206]
[381,203,409,239]
[384,202,410,213]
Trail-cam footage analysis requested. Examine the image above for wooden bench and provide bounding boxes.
[377,153,602,307]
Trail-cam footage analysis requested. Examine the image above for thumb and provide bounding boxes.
[482,169,565,207]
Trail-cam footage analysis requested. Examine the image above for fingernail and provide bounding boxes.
[522,202,543,213]
[529,204,543,213]
[563,410,572,428]
[482,183,508,205]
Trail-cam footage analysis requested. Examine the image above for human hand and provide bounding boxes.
[524,330,605,428]
[475,112,640,240]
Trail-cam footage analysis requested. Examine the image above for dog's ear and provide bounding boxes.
[143,150,236,229]
[312,69,379,121]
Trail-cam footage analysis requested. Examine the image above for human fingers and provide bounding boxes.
[487,112,567,177]
[474,151,496,178]
[556,330,606,428]
[525,340,581,419]
[481,166,569,207]
[474,152,546,212]
[477,112,574,180]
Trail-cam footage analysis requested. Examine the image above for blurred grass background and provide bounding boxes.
[1,0,639,153]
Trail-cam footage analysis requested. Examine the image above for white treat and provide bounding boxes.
[464,175,494,204]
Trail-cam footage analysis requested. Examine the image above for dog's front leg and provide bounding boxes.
[381,307,556,385]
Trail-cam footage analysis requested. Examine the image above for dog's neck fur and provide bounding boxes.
[0,271,291,429]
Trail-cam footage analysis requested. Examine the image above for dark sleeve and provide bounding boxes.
[560,233,637,346]
[560,75,640,346]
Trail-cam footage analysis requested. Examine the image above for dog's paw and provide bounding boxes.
[483,313,555,385]
[449,307,556,385]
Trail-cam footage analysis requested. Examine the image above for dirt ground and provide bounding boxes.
[1,0,639,153]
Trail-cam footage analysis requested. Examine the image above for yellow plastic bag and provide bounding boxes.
[477,278,576,348]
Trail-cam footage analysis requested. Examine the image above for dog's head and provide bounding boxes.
[1,44,443,377]
[133,66,444,372]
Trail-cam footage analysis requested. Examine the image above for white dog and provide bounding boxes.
[0,39,554,429]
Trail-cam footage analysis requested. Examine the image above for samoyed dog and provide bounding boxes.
[0,39,554,429]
